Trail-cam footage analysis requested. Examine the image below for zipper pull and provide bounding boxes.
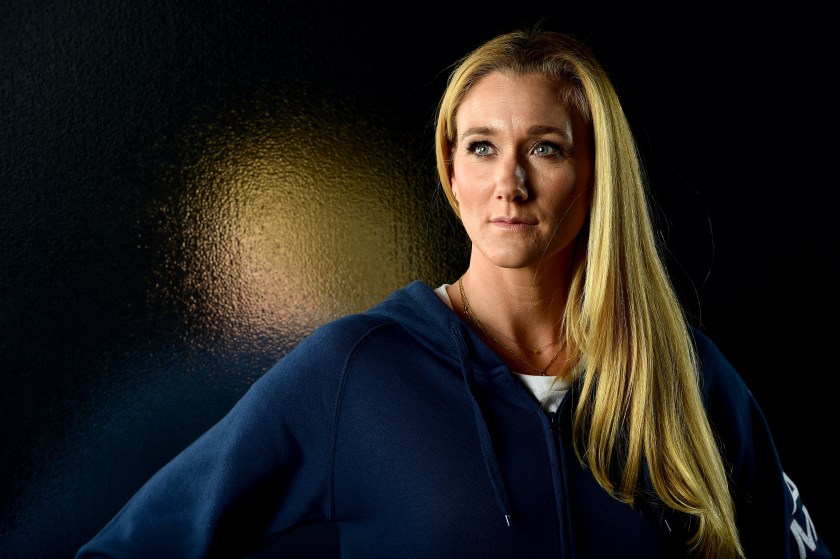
[548,411,561,433]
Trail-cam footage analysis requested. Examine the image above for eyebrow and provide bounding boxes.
[459,125,571,142]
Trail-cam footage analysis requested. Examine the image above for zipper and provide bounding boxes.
[548,410,561,434]
[545,404,571,557]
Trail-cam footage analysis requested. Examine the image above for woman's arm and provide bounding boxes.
[694,329,833,559]
[75,316,373,558]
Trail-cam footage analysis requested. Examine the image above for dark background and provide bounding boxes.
[2,1,836,557]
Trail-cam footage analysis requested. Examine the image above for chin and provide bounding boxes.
[477,243,571,272]
[482,250,545,270]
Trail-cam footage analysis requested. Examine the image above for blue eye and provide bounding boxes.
[533,142,561,156]
[466,141,493,157]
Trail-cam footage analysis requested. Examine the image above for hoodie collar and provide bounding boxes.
[366,280,511,377]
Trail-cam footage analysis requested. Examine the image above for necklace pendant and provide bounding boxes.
[531,348,540,355]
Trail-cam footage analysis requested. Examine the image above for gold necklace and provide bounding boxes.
[487,326,561,355]
[459,277,561,376]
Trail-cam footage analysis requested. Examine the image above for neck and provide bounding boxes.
[454,271,570,377]
[453,262,570,352]
[449,266,568,354]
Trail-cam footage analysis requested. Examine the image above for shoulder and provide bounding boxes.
[689,327,778,471]
[259,313,399,390]
[257,281,440,390]
[299,312,400,359]
[690,327,751,407]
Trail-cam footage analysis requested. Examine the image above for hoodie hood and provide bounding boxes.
[365,280,510,376]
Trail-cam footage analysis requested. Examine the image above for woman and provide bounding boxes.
[77,28,832,559]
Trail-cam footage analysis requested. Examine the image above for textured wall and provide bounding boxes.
[2,1,837,557]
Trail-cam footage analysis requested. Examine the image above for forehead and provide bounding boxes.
[456,72,570,126]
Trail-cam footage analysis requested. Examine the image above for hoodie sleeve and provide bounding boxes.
[694,329,833,559]
[75,315,380,559]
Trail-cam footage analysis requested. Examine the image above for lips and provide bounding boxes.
[491,216,536,226]
[490,216,537,230]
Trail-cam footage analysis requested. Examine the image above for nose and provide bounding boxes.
[494,158,529,202]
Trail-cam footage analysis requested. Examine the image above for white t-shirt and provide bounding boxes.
[434,284,569,413]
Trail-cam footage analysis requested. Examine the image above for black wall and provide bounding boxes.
[2,1,837,557]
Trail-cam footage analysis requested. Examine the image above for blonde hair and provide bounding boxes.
[435,28,743,559]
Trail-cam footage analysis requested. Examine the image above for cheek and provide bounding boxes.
[453,185,485,215]
[563,189,592,235]
[541,179,591,234]
[450,160,488,204]
[562,187,590,219]
[450,166,475,207]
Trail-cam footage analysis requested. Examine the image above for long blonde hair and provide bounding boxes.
[435,28,743,559]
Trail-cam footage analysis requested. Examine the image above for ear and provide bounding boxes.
[450,173,460,206]
[449,150,461,205]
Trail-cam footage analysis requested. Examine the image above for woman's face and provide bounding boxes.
[450,71,593,272]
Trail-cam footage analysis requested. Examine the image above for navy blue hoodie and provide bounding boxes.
[77,281,832,558]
